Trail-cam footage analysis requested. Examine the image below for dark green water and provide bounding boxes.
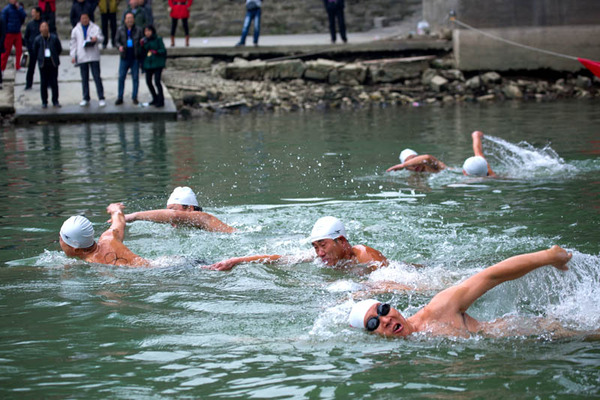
[1,101,599,398]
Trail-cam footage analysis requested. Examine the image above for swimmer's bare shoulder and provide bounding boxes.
[352,245,389,269]
[85,222,149,267]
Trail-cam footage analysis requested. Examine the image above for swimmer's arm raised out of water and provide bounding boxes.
[103,203,128,243]
[96,203,149,267]
[124,209,236,233]
[471,131,496,177]
[428,246,571,316]
[386,155,447,173]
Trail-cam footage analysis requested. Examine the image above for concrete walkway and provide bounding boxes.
[5,19,432,123]
[11,55,177,124]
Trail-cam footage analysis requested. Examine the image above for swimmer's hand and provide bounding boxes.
[107,202,125,215]
[548,245,572,271]
[204,258,241,271]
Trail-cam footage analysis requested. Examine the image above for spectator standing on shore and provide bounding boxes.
[98,0,118,49]
[168,0,192,47]
[1,0,26,73]
[323,0,346,44]
[70,0,98,27]
[0,15,5,89]
[115,12,141,105]
[38,0,56,33]
[141,24,165,107]
[235,0,261,47]
[70,13,106,107]
[24,7,42,90]
[122,0,147,30]
[33,21,61,108]
[142,0,152,24]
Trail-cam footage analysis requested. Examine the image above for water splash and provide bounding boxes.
[484,135,577,178]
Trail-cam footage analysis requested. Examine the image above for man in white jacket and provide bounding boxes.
[70,13,106,107]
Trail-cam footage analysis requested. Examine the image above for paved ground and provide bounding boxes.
[3,19,423,123]
[11,55,177,123]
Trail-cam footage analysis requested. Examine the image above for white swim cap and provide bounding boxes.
[349,299,380,329]
[399,148,418,164]
[309,216,347,243]
[167,186,199,207]
[462,156,489,176]
[60,216,95,249]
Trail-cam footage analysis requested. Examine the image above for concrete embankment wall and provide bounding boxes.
[51,0,420,39]
[423,0,600,74]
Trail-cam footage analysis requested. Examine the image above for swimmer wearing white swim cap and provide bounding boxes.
[387,148,447,173]
[59,203,148,267]
[204,216,388,272]
[463,131,496,177]
[123,186,236,233]
[349,246,571,338]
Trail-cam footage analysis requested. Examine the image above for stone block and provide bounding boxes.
[481,71,502,85]
[430,75,448,91]
[167,57,214,70]
[223,59,267,80]
[367,56,431,83]
[305,59,344,81]
[264,60,306,80]
[502,84,523,99]
[338,63,367,85]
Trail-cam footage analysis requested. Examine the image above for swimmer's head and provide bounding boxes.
[309,216,346,243]
[399,148,418,164]
[462,156,488,176]
[59,216,95,249]
[349,299,410,337]
[349,299,380,329]
[167,186,199,208]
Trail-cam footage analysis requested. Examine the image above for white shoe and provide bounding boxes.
[79,100,89,106]
[99,99,106,107]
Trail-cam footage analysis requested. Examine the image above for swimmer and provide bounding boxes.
[123,186,236,233]
[462,130,496,177]
[348,245,571,338]
[206,216,388,273]
[386,131,496,177]
[59,203,149,267]
[386,148,447,173]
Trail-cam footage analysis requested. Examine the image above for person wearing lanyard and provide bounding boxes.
[115,12,142,105]
[32,21,61,108]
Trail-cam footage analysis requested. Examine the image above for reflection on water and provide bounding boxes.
[1,101,599,397]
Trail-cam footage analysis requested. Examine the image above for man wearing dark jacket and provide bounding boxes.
[115,12,142,105]
[24,7,42,89]
[1,0,26,72]
[70,0,97,27]
[121,0,148,29]
[32,21,61,107]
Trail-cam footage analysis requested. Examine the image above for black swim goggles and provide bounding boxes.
[365,303,391,332]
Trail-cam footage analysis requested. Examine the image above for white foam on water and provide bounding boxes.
[545,251,600,330]
[484,135,578,178]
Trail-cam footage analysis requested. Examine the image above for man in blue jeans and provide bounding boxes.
[115,12,142,105]
[235,0,261,47]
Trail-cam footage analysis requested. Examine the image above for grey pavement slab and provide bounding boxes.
[13,55,176,123]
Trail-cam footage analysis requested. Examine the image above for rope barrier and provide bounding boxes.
[449,16,579,61]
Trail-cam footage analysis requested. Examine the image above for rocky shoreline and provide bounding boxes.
[164,55,600,118]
